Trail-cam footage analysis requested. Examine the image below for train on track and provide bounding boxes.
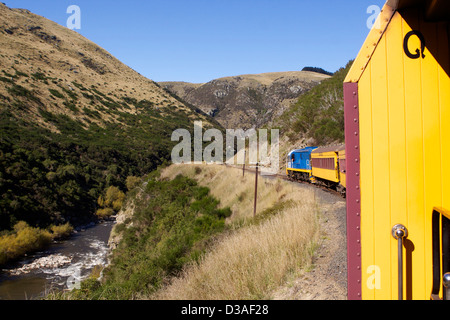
[286,145,346,197]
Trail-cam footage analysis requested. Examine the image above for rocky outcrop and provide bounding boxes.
[160,71,330,130]
[107,201,135,252]
[6,254,72,276]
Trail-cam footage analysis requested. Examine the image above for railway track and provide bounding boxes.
[280,174,345,198]
[222,163,345,198]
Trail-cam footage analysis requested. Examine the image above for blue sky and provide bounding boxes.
[6,0,386,83]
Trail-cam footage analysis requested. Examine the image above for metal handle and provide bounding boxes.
[444,273,450,301]
[392,224,408,300]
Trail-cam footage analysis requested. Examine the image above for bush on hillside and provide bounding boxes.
[68,174,232,299]
[279,61,353,145]
[96,186,126,217]
[0,221,54,266]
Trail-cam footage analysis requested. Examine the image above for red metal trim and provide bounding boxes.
[344,82,362,300]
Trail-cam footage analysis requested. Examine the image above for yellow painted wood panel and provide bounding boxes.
[345,4,396,83]
[419,15,444,299]
[435,19,450,300]
[438,29,450,214]
[401,8,428,300]
[357,8,450,299]
[338,150,346,188]
[340,172,346,189]
[311,167,338,183]
[434,19,450,253]
[385,12,408,300]
[359,68,376,300]
[369,32,393,300]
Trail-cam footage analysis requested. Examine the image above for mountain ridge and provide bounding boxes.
[160,70,330,130]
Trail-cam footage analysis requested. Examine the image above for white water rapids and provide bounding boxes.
[0,220,115,300]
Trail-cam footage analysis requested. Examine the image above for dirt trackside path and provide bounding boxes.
[271,182,348,300]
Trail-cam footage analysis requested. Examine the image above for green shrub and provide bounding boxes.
[95,208,115,219]
[48,89,65,99]
[0,76,13,84]
[31,72,47,80]
[0,221,53,266]
[14,70,29,78]
[50,223,73,239]
[97,186,126,215]
[105,186,125,211]
[125,176,141,191]
[81,174,231,299]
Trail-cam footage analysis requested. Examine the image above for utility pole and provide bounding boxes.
[253,162,259,218]
[243,150,246,177]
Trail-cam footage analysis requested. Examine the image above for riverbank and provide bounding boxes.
[0,219,115,300]
[57,164,322,300]
[1,217,115,276]
[0,222,73,267]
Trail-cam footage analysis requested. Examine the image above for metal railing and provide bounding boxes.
[392,224,408,300]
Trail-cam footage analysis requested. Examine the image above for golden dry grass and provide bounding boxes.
[160,164,312,225]
[153,164,320,300]
[219,71,330,86]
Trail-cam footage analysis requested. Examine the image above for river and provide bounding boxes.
[0,220,115,300]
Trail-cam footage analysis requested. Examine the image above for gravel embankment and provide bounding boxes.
[272,181,348,300]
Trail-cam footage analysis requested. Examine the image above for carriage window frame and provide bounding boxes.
[431,207,450,300]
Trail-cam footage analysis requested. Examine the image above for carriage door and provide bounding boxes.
[431,208,450,300]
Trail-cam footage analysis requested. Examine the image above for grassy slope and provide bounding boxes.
[154,165,320,300]
[51,164,320,300]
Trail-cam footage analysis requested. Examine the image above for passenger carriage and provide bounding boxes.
[310,145,346,195]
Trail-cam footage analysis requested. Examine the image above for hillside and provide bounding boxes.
[160,71,330,130]
[273,62,352,167]
[0,3,220,232]
[48,164,323,300]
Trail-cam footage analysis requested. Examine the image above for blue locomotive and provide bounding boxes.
[286,147,317,182]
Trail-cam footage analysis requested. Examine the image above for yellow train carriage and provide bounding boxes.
[344,0,450,300]
[311,146,345,189]
[310,145,346,195]
[338,148,346,191]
